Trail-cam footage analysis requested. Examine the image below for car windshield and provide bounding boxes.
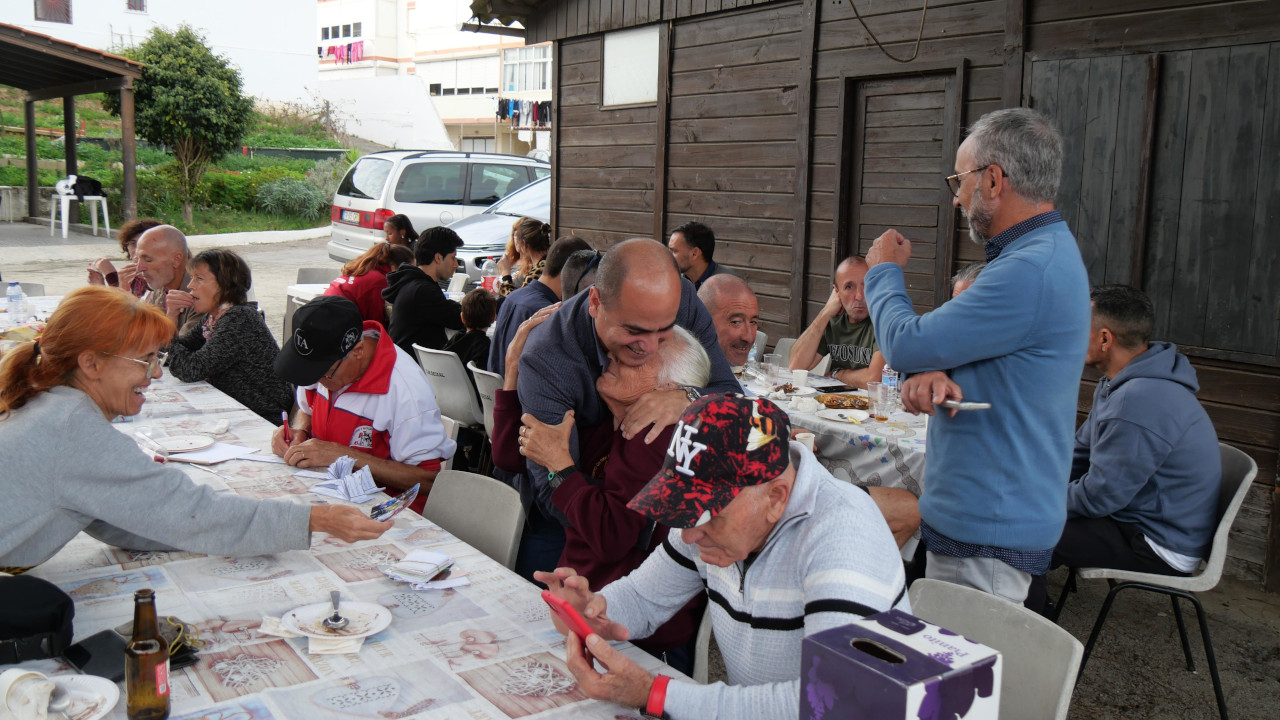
[486,178,548,219]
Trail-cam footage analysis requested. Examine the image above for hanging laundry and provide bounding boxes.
[351,41,364,62]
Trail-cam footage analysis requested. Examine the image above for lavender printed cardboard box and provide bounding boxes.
[800,609,1001,720]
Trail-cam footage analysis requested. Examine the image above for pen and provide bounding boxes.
[282,411,292,443]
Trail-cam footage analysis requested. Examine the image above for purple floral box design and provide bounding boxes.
[800,609,1001,720]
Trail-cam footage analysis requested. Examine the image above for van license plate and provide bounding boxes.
[341,210,359,223]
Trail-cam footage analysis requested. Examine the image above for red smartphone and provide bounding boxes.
[541,590,595,644]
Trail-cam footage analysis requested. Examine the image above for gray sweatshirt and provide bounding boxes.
[0,386,312,566]
[601,443,910,720]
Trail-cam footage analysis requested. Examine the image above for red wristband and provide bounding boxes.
[645,674,670,717]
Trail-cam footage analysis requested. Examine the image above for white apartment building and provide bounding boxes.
[316,0,551,155]
[6,0,317,103]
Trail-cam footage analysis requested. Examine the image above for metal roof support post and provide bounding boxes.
[63,95,79,223]
[24,99,36,219]
[120,82,136,221]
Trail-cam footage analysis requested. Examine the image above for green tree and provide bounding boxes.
[104,26,253,224]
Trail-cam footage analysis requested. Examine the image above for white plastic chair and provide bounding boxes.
[421,469,526,569]
[18,283,45,297]
[412,344,484,428]
[909,578,1084,720]
[691,605,713,684]
[773,337,797,365]
[813,355,832,376]
[49,194,109,238]
[467,361,502,438]
[296,267,340,285]
[1055,443,1256,720]
[751,330,768,361]
[439,415,459,471]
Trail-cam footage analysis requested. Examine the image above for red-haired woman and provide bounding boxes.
[323,242,415,325]
[0,286,388,572]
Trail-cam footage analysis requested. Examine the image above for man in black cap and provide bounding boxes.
[271,295,455,511]
[536,394,907,720]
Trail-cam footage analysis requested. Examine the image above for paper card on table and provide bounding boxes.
[241,454,287,464]
[167,442,261,465]
[307,636,364,655]
[294,470,329,480]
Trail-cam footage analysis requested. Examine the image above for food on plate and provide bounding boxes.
[815,393,871,410]
[772,383,797,394]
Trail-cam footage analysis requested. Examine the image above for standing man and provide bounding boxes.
[697,274,760,368]
[272,296,455,511]
[864,107,1090,603]
[488,235,592,374]
[382,227,465,358]
[668,221,734,289]
[1027,286,1220,612]
[515,238,740,581]
[134,225,200,331]
[788,256,886,389]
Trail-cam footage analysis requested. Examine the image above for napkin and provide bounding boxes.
[259,616,364,655]
[381,549,470,590]
[309,456,380,502]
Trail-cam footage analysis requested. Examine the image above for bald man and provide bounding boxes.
[698,274,760,368]
[789,256,885,389]
[514,238,740,582]
[134,224,201,331]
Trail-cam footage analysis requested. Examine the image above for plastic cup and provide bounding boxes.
[868,381,890,421]
[762,353,782,386]
[795,432,816,452]
[791,369,808,389]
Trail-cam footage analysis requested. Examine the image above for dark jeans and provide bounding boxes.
[514,504,566,586]
[1027,516,1191,614]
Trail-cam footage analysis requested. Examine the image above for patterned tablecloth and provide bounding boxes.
[23,374,665,720]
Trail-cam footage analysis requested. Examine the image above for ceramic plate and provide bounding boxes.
[817,408,870,423]
[156,435,214,453]
[282,601,392,639]
[52,674,120,720]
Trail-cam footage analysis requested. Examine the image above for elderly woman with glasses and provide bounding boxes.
[0,286,389,573]
[162,248,293,424]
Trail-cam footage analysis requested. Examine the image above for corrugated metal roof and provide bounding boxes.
[0,22,142,93]
[468,0,545,27]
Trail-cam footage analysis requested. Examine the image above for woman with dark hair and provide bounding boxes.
[497,216,552,296]
[162,249,293,423]
[0,287,388,571]
[323,242,415,324]
[86,218,163,297]
[383,214,418,250]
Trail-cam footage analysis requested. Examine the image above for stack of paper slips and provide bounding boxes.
[258,616,363,655]
[309,456,380,503]
[381,549,470,590]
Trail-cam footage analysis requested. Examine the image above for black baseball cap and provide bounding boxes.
[274,295,363,386]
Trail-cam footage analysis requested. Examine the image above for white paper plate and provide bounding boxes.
[817,408,870,423]
[282,601,392,639]
[52,674,120,720]
[156,435,214,453]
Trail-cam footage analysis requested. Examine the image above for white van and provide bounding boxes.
[326,150,550,264]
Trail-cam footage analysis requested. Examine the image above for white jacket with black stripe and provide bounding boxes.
[601,442,910,720]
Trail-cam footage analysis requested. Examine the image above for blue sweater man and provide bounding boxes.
[863,108,1091,603]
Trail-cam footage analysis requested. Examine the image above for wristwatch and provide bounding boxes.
[641,675,671,719]
[547,464,577,489]
[680,386,702,403]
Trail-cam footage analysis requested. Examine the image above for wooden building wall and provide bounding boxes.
[524,0,1280,586]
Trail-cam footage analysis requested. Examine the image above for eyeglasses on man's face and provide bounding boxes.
[323,352,351,380]
[945,164,993,197]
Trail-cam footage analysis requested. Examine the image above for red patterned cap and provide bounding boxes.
[627,394,791,529]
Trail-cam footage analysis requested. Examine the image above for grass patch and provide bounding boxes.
[147,207,330,235]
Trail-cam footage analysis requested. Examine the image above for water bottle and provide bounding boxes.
[6,282,22,319]
[480,258,498,292]
[881,363,899,410]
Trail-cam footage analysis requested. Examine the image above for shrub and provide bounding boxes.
[305,156,346,201]
[256,177,325,219]
[246,165,305,193]
[200,170,254,211]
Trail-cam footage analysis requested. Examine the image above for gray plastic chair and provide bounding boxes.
[751,330,767,361]
[773,336,797,362]
[421,469,525,569]
[296,267,339,285]
[412,344,484,429]
[1055,443,1256,720]
[467,361,502,438]
[691,605,713,684]
[18,282,45,297]
[909,578,1084,720]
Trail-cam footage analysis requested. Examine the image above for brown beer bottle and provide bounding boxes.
[125,589,170,720]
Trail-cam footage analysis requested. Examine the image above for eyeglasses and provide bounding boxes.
[105,350,168,375]
[322,352,349,380]
[945,165,993,197]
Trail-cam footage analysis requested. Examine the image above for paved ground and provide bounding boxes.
[4,219,1279,718]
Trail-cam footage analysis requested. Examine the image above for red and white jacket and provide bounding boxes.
[298,322,455,473]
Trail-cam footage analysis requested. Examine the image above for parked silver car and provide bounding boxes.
[447,176,550,285]
[326,150,549,266]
